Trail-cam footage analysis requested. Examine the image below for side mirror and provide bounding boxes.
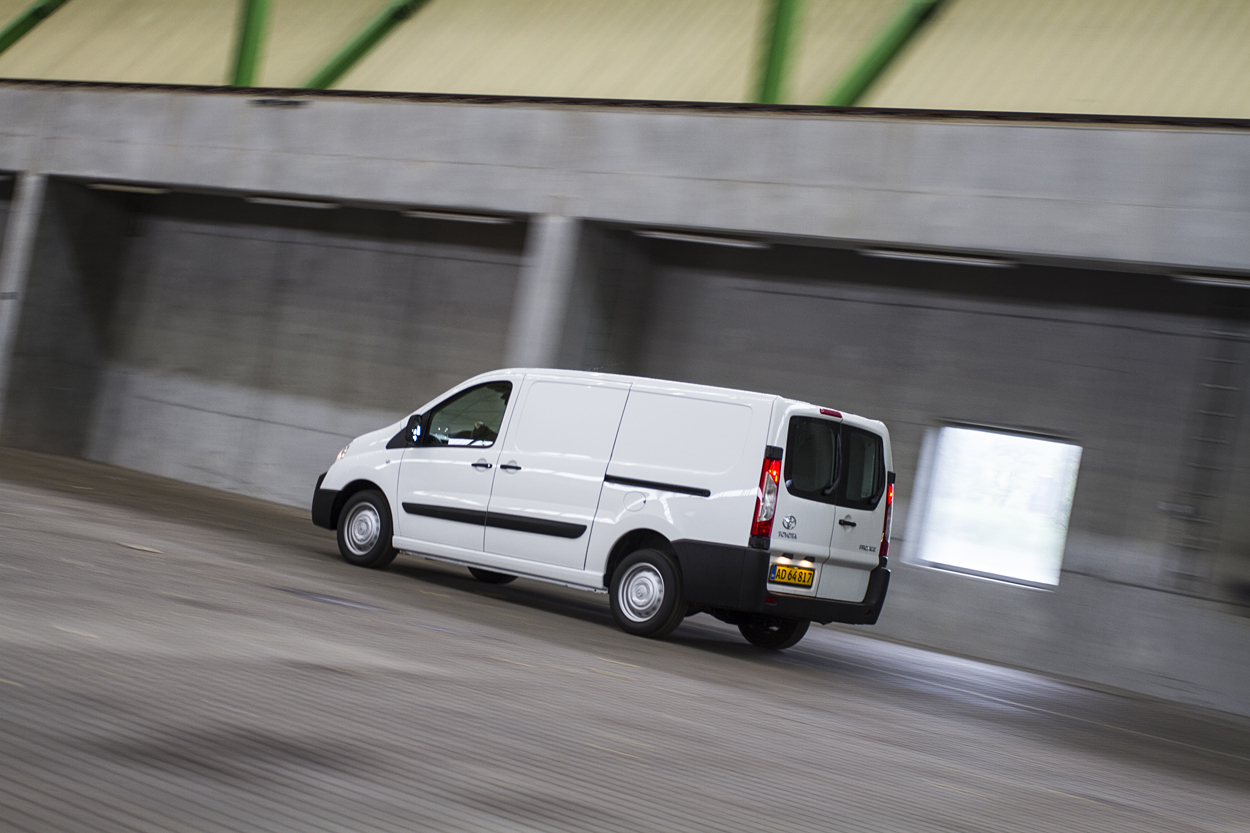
[407,414,423,446]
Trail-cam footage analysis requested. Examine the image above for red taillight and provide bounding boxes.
[879,480,894,559]
[751,456,782,540]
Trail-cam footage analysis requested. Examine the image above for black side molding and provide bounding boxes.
[485,513,586,539]
[402,502,586,539]
[603,475,711,498]
[403,503,488,526]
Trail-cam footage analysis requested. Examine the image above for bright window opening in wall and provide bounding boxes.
[913,427,1082,587]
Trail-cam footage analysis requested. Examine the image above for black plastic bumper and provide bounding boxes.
[311,473,338,530]
[671,539,889,626]
[760,565,890,625]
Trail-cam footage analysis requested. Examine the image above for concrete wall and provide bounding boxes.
[0,84,1246,273]
[0,83,1248,716]
[594,234,1250,714]
[5,184,524,505]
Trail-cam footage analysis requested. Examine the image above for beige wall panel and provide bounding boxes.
[0,0,237,85]
[0,0,35,31]
[788,0,899,105]
[864,0,1250,118]
[261,0,394,88]
[339,0,766,102]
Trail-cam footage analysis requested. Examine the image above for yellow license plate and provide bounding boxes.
[769,564,814,588]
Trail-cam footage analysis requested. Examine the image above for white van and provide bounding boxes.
[312,369,894,649]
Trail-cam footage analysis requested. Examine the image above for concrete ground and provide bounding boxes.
[0,448,1247,833]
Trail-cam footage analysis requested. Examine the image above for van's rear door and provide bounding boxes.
[770,414,843,595]
[827,423,888,589]
[771,410,886,601]
[484,375,630,570]
[774,415,843,560]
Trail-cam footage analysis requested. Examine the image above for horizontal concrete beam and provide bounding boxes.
[0,84,1246,272]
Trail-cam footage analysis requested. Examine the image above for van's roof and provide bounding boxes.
[478,368,881,430]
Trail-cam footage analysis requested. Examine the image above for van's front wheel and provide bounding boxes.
[336,490,397,569]
[739,617,809,650]
[610,549,685,638]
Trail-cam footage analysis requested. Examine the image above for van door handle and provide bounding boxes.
[472,459,493,471]
[838,518,857,528]
[499,462,522,472]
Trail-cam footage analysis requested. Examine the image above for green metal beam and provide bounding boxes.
[0,0,71,58]
[824,0,944,107]
[756,0,801,104]
[230,0,270,87]
[302,0,429,90]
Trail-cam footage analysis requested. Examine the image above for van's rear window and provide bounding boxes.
[784,418,885,509]
[785,417,839,500]
[842,427,885,509]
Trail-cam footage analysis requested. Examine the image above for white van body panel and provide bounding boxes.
[601,383,773,540]
[486,375,631,569]
[393,371,525,552]
[319,420,406,496]
[314,368,894,622]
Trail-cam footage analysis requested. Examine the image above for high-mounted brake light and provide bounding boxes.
[751,455,782,542]
[879,474,895,559]
[819,408,842,418]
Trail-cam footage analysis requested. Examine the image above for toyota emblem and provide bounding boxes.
[782,515,796,530]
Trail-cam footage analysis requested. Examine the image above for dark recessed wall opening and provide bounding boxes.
[1,180,526,502]
[0,174,14,249]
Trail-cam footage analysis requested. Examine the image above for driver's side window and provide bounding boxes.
[425,382,512,448]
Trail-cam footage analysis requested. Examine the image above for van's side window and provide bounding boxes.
[426,382,512,447]
[785,417,840,503]
[840,426,885,509]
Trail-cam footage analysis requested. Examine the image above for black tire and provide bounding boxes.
[336,490,397,569]
[609,549,685,638]
[468,567,517,585]
[739,617,810,650]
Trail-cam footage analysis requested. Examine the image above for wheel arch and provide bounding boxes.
[331,479,392,529]
[603,528,678,588]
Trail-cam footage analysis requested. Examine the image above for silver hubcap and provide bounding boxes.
[619,563,665,622]
[345,503,381,555]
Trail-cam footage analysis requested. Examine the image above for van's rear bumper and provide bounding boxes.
[671,540,889,626]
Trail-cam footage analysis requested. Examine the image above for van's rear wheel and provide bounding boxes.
[468,567,516,585]
[739,617,809,650]
[336,490,397,569]
[610,549,685,639]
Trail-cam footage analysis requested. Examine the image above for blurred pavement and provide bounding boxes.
[0,448,1247,832]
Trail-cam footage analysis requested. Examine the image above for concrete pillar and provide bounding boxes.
[504,215,581,368]
[0,172,47,430]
